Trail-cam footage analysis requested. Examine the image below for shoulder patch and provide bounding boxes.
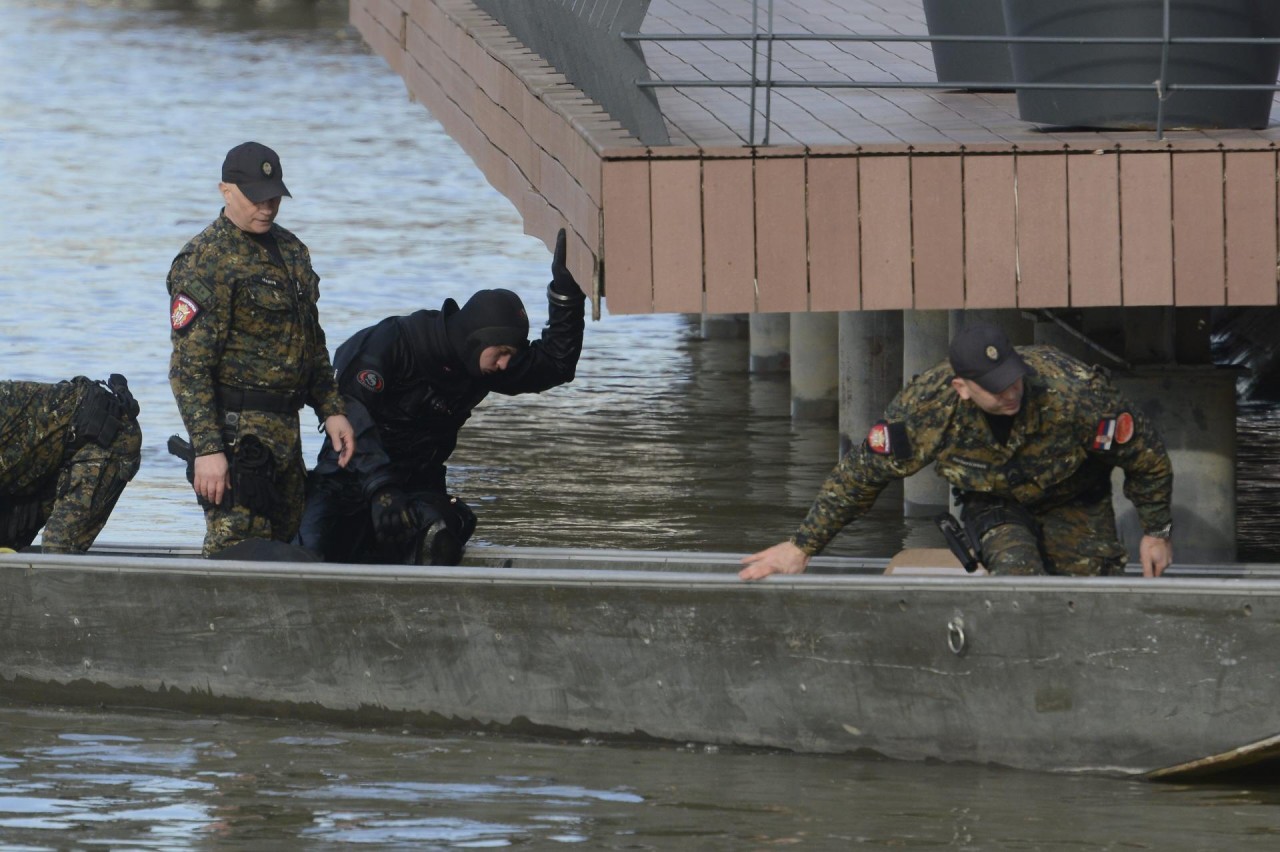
[170,294,201,330]
[1092,414,1129,451]
[356,369,385,393]
[181,277,216,307]
[866,420,912,460]
[867,422,891,454]
[1114,411,1135,445]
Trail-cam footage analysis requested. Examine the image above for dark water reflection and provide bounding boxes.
[1236,404,1280,562]
[3,0,1280,848]
[2,703,1280,850]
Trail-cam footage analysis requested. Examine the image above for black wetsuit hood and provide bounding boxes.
[445,288,530,378]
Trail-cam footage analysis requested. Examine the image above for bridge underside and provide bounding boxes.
[348,0,1280,563]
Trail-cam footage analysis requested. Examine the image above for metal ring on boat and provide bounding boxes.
[947,618,966,655]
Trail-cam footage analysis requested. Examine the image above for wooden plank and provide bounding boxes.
[755,157,808,313]
[962,154,1017,308]
[808,157,861,312]
[650,159,705,314]
[859,155,913,310]
[1015,153,1069,308]
[1225,150,1278,306]
[1067,152,1122,307]
[1146,733,1280,782]
[1119,152,1174,306]
[703,158,757,313]
[910,155,964,309]
[601,160,653,315]
[1171,151,1226,306]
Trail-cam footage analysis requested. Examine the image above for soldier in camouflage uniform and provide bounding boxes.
[168,141,354,557]
[0,375,141,553]
[740,322,1174,581]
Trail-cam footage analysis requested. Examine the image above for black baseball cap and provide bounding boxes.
[221,141,291,203]
[949,322,1034,393]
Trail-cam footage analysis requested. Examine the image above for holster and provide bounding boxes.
[70,374,137,453]
[167,432,281,517]
[934,512,981,573]
[230,434,283,519]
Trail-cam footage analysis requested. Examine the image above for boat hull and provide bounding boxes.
[1,547,1276,776]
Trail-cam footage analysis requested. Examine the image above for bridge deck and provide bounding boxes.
[351,0,1280,315]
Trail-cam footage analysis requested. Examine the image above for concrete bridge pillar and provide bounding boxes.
[790,312,839,420]
[837,311,904,506]
[838,311,903,451]
[749,313,790,373]
[1112,367,1237,564]
[902,310,951,517]
[701,313,749,341]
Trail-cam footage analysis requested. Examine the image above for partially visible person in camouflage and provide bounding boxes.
[740,322,1174,581]
[167,141,354,557]
[0,375,142,553]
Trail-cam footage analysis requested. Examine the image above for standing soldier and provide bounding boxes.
[740,322,1175,581]
[167,141,354,557]
[0,375,141,553]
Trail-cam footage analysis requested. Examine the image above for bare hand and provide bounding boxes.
[193,452,230,506]
[739,540,810,581]
[1139,535,1172,578]
[325,414,356,468]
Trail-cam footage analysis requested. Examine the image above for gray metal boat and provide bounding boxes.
[1,544,1276,780]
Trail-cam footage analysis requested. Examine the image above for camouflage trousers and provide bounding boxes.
[3,420,143,554]
[969,495,1128,577]
[200,412,306,558]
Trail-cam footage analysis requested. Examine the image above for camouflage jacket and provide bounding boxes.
[0,379,84,494]
[793,346,1174,555]
[167,212,344,456]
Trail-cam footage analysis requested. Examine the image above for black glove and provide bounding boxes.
[548,227,582,299]
[371,487,416,541]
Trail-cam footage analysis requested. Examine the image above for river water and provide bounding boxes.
[2,0,1280,848]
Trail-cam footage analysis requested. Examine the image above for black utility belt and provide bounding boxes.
[216,385,305,414]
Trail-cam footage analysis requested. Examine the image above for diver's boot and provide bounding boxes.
[415,520,462,566]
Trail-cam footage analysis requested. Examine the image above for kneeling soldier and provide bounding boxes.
[0,375,142,553]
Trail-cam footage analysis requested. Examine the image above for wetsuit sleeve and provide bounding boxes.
[489,283,586,395]
[168,244,232,457]
[340,398,397,497]
[333,320,411,498]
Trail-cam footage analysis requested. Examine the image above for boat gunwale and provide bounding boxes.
[5,546,1280,597]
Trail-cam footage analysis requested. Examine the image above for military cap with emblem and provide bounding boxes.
[221,141,291,203]
[948,322,1035,393]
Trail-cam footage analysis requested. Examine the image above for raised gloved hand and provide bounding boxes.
[371,487,417,541]
[548,227,583,299]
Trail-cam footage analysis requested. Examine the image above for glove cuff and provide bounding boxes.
[547,281,584,304]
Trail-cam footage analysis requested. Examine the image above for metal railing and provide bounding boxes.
[620,0,1280,144]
